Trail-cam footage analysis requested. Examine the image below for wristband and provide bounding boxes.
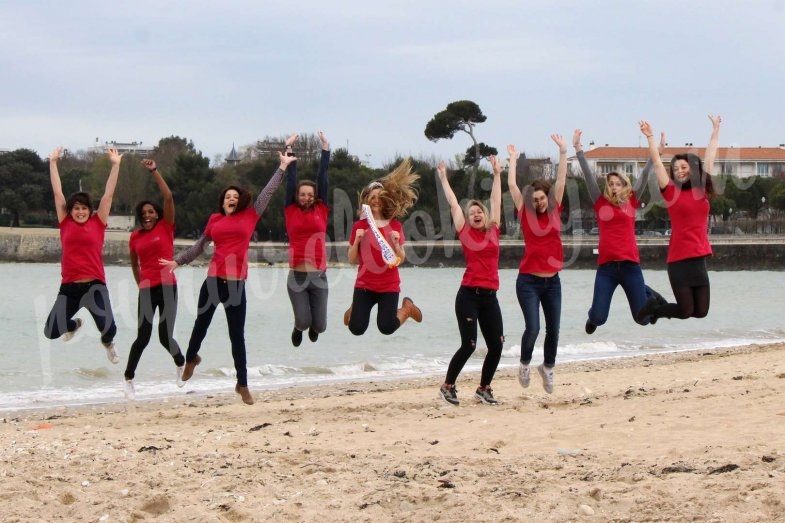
[644,134,653,138]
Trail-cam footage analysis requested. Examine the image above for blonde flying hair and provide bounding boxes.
[604,171,632,206]
[358,158,419,219]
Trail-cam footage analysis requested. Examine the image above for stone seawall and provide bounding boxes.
[1,227,783,270]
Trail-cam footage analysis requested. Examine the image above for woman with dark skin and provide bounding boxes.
[44,147,122,365]
[161,150,295,405]
[637,116,721,321]
[123,159,185,400]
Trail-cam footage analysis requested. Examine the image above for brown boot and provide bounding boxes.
[397,297,422,325]
[343,305,352,326]
[180,355,202,382]
[235,384,254,405]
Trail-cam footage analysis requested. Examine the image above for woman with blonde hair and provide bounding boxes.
[573,129,667,334]
[344,158,422,336]
[436,156,504,406]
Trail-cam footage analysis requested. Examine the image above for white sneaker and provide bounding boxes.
[123,379,135,400]
[62,318,83,342]
[518,363,531,388]
[176,365,185,388]
[537,364,554,394]
[103,341,120,364]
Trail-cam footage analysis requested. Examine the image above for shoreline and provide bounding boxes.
[2,341,784,521]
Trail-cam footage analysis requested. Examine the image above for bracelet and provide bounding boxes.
[644,134,653,138]
[148,168,157,173]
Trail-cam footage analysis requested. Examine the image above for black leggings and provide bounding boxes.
[347,288,400,336]
[653,257,710,320]
[125,285,185,380]
[445,286,504,387]
[44,280,117,344]
[186,278,249,387]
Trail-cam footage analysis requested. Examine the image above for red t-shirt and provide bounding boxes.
[204,208,261,279]
[662,182,712,263]
[518,205,563,274]
[285,201,329,271]
[595,194,640,265]
[459,223,500,290]
[129,220,177,288]
[59,214,106,284]
[350,218,403,293]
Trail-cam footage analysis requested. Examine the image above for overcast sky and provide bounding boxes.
[2,1,784,167]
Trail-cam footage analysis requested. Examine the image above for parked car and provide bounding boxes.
[572,228,586,236]
[641,230,663,236]
[589,227,599,235]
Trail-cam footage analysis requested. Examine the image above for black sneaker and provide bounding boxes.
[585,319,597,335]
[308,327,318,342]
[291,328,303,347]
[439,385,459,406]
[474,386,498,405]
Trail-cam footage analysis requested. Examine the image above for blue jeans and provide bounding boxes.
[516,273,561,367]
[588,261,652,327]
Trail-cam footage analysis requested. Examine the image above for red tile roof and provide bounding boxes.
[582,147,785,161]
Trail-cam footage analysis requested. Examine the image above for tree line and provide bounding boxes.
[3,130,785,238]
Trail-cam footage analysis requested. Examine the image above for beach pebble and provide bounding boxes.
[99,515,109,522]
[578,504,595,516]
[119,489,129,497]
[82,480,90,487]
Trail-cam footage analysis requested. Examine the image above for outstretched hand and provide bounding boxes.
[106,148,123,165]
[507,144,518,160]
[551,134,567,153]
[49,147,63,162]
[639,120,653,137]
[318,131,329,150]
[709,114,722,129]
[658,132,667,154]
[285,133,299,147]
[159,258,178,273]
[489,155,501,175]
[278,151,297,167]
[572,129,582,149]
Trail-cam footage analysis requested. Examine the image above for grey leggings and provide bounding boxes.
[287,270,328,333]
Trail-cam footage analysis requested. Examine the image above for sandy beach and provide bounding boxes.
[2,344,784,522]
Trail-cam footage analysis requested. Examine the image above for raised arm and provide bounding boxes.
[437,160,465,231]
[506,144,523,212]
[96,148,122,224]
[256,152,297,216]
[573,129,600,203]
[551,134,568,205]
[704,115,722,175]
[49,147,67,222]
[489,155,502,227]
[284,133,299,205]
[142,159,175,225]
[633,132,665,201]
[316,131,330,202]
[639,121,669,190]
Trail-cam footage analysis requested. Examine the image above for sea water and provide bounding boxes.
[1,263,783,411]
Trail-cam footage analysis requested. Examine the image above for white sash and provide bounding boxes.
[362,204,401,268]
